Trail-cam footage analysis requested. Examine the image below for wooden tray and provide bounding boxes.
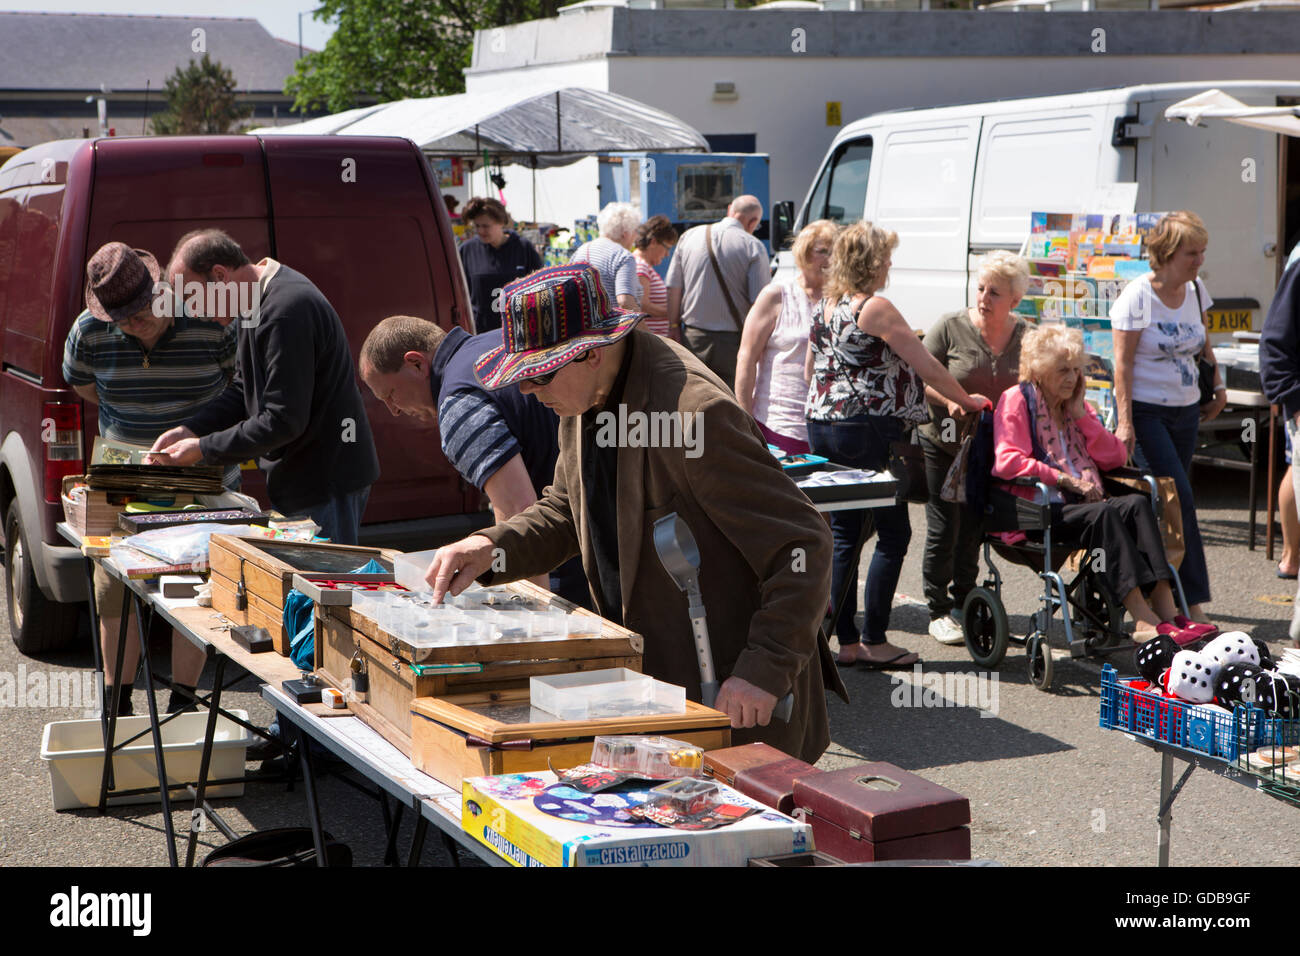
[209,534,398,655]
[314,579,644,756]
[410,686,731,789]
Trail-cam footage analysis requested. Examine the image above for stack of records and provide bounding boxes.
[85,464,225,495]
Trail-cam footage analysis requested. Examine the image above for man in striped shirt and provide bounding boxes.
[62,242,237,717]
[359,315,590,608]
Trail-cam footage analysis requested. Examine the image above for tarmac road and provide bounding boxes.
[1,463,1296,867]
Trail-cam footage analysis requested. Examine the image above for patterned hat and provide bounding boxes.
[474,264,645,390]
[85,242,161,322]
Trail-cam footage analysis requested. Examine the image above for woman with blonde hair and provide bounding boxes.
[1110,210,1220,628]
[920,249,1031,645]
[992,324,1205,644]
[735,219,838,454]
[806,221,985,668]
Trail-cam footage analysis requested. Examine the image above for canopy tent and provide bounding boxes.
[253,86,710,167]
[1165,89,1300,138]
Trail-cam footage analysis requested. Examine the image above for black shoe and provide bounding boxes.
[246,734,284,762]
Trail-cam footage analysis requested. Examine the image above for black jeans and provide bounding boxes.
[806,414,911,646]
[1052,494,1172,603]
[920,436,983,620]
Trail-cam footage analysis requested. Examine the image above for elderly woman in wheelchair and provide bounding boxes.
[965,325,1216,687]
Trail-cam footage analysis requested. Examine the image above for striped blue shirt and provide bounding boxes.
[62,309,240,486]
[570,238,639,306]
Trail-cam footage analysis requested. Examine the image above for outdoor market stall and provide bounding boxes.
[44,456,973,868]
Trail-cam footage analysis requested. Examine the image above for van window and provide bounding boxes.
[805,139,871,226]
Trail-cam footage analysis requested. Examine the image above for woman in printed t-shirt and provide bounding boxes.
[1110,210,1223,629]
[804,221,984,670]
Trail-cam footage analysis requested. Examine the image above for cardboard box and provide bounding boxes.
[462,771,814,867]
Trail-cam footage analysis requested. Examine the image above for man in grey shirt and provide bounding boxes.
[666,195,770,389]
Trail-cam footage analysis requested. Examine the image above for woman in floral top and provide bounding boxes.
[805,221,985,669]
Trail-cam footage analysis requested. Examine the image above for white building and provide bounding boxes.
[466,3,1300,224]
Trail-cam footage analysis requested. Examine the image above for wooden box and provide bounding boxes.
[411,686,732,790]
[208,534,398,656]
[314,579,645,756]
[61,475,197,537]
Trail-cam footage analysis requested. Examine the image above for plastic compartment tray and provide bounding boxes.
[531,668,687,720]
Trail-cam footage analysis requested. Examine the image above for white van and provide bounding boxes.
[771,81,1300,337]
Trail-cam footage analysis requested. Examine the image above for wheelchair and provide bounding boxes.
[960,467,1190,692]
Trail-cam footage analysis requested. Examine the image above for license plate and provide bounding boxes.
[1206,309,1253,333]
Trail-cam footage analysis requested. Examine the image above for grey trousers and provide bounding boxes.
[682,326,741,391]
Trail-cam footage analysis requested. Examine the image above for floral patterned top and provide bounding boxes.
[806,293,928,424]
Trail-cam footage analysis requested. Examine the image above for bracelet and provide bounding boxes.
[1213,385,1226,395]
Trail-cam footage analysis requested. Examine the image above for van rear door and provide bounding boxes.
[871,118,981,329]
[258,135,472,525]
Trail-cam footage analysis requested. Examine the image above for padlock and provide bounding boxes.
[235,578,247,612]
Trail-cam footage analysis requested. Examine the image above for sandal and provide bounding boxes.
[858,649,920,670]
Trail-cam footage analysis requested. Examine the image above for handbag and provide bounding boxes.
[888,434,929,504]
[1191,281,1217,407]
[940,416,978,504]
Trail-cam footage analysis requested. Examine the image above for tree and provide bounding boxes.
[287,0,561,114]
[151,54,253,135]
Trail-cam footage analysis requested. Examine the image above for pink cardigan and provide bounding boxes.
[992,385,1127,503]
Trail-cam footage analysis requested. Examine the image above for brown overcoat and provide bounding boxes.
[478,328,848,763]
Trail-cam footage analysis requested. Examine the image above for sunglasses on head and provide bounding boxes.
[524,350,589,387]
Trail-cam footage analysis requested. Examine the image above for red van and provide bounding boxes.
[0,134,485,654]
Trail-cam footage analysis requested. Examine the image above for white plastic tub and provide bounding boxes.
[531,669,686,721]
[40,709,252,811]
[393,549,441,592]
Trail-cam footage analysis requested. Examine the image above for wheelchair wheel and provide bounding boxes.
[1026,632,1054,691]
[962,587,1009,669]
[1074,573,1125,648]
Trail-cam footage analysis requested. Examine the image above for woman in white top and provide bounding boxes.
[1111,210,1224,626]
[735,219,838,454]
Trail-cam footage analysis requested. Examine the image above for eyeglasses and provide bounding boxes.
[112,310,152,328]
[524,350,588,387]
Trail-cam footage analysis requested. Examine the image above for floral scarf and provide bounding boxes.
[1022,382,1102,499]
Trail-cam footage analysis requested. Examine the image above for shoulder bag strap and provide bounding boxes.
[705,223,746,332]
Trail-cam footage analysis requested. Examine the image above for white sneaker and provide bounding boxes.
[929,616,965,645]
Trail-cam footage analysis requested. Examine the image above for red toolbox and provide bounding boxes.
[792,763,971,863]
[702,743,821,816]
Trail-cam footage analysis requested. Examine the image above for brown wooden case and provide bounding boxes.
[313,579,645,756]
[410,686,732,790]
[208,534,399,655]
[702,742,820,815]
[62,475,198,537]
[792,763,971,864]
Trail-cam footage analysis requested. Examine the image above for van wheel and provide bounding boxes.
[5,501,79,655]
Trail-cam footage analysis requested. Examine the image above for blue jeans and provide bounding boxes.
[292,486,371,545]
[806,415,911,646]
[1131,401,1209,607]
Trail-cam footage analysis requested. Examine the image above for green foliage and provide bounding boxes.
[286,0,560,114]
[150,54,253,135]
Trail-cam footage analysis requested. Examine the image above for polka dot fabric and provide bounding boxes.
[1135,634,1179,684]
[1163,649,1216,704]
[1201,631,1259,669]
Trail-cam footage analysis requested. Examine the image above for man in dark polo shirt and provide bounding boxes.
[358,314,589,607]
[149,229,378,544]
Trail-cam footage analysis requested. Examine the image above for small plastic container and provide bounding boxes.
[393,549,440,592]
[566,613,601,637]
[530,668,687,720]
[590,735,704,778]
[529,608,569,638]
[643,777,720,816]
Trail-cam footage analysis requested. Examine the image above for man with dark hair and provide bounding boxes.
[149,229,378,544]
[458,197,543,334]
[359,315,589,607]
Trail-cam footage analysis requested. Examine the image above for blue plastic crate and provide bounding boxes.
[1099,664,1255,761]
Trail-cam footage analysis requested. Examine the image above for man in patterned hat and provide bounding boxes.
[424,264,846,763]
[62,241,238,717]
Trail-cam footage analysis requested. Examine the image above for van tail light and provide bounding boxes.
[43,401,83,503]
